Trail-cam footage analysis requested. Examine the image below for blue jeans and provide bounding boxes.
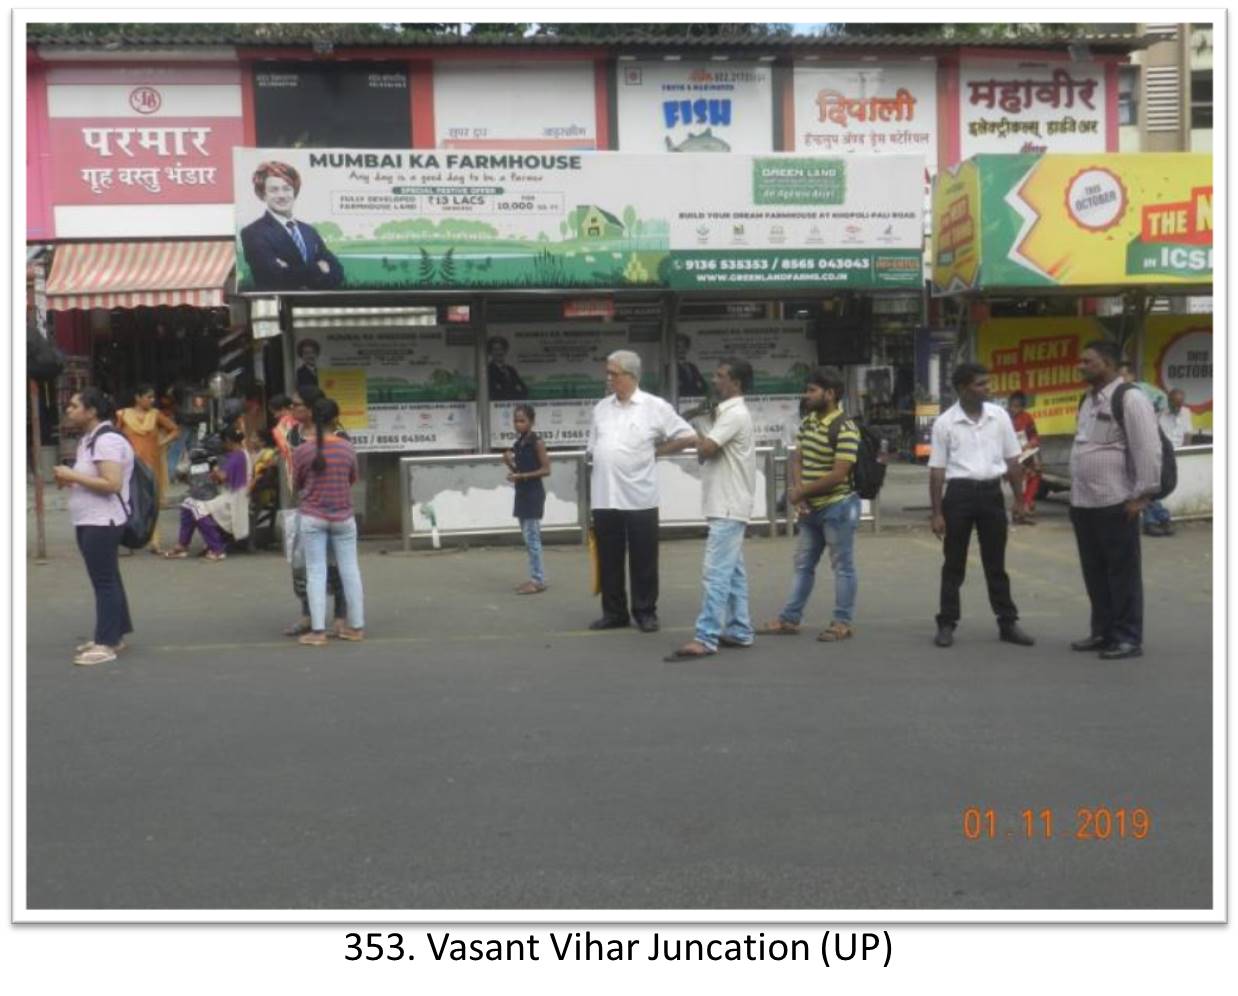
[779,492,860,626]
[520,518,545,585]
[302,515,365,632]
[1142,500,1172,529]
[694,518,754,650]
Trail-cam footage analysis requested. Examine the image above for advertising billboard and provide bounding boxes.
[932,153,1212,293]
[45,65,244,238]
[615,60,774,153]
[234,148,926,293]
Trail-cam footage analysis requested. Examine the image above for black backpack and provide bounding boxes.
[827,414,887,500]
[27,325,65,382]
[88,425,160,549]
[1077,383,1177,501]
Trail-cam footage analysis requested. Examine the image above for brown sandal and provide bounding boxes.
[756,618,800,635]
[817,621,855,642]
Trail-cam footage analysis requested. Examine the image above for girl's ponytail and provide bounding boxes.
[310,397,339,473]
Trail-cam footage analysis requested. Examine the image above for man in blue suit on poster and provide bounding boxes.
[240,161,345,292]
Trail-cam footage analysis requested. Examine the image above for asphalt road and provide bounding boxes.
[25,517,1214,911]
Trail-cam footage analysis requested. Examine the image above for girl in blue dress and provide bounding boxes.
[503,404,551,594]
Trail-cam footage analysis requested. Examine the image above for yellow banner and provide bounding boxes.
[319,368,369,431]
[1005,153,1212,286]
[1142,314,1213,432]
[978,317,1101,435]
[931,160,982,294]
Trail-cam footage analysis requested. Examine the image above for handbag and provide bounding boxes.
[281,509,305,570]
[587,527,600,596]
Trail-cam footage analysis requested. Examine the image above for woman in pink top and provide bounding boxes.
[53,389,136,666]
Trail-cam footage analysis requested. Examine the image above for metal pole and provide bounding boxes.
[30,378,48,561]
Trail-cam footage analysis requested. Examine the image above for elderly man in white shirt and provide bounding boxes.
[666,357,757,660]
[587,349,697,632]
[928,362,1033,649]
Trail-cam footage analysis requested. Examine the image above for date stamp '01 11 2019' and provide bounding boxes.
[962,806,1151,841]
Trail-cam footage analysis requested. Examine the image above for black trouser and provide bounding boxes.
[76,524,134,647]
[593,508,660,623]
[937,479,1018,628]
[1069,503,1143,646]
[292,566,348,620]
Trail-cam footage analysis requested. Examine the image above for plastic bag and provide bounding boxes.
[281,509,304,570]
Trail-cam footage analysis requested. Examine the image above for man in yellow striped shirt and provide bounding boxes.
[758,366,861,642]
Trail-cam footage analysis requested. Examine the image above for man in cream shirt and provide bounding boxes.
[666,358,757,660]
[587,350,697,632]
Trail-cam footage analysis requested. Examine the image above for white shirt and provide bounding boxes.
[588,388,695,510]
[1159,406,1194,448]
[700,396,756,521]
[928,401,1021,481]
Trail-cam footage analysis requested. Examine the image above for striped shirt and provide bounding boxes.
[798,408,858,509]
[293,434,357,522]
[1070,378,1162,509]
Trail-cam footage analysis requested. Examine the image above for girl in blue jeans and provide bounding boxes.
[503,405,551,594]
[292,398,365,646]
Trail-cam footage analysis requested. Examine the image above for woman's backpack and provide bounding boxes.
[88,426,159,549]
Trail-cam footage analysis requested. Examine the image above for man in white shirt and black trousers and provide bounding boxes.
[587,350,697,632]
[928,363,1034,649]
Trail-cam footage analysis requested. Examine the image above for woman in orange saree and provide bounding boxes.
[116,383,179,552]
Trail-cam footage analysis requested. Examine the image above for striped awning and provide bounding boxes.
[45,240,235,310]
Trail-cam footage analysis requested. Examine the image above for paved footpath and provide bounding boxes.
[24,498,1214,911]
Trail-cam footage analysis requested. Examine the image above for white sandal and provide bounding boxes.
[74,646,117,666]
[75,640,126,654]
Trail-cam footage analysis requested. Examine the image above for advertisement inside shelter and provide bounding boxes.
[977,317,1097,435]
[312,325,478,451]
[615,60,774,153]
[792,62,937,170]
[959,59,1107,157]
[487,323,662,447]
[233,148,925,293]
[675,320,817,445]
[433,62,598,150]
[1142,315,1212,433]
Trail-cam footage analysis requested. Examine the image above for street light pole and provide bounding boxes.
[29,377,47,562]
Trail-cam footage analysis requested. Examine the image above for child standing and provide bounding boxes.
[503,404,551,594]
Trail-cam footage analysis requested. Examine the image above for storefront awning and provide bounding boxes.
[45,240,235,311]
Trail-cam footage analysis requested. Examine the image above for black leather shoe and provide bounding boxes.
[999,622,1035,646]
[934,624,954,648]
[1070,635,1113,652]
[636,616,660,633]
[1098,642,1143,660]
[589,616,630,631]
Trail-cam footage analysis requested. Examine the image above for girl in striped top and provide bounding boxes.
[293,398,365,646]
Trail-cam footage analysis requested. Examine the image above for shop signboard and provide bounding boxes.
[47,65,244,238]
[315,325,478,452]
[792,62,937,170]
[675,320,817,445]
[434,62,598,149]
[932,153,1212,293]
[487,323,663,448]
[1142,315,1212,433]
[616,60,774,153]
[233,148,924,292]
[976,317,1098,435]
[959,59,1107,158]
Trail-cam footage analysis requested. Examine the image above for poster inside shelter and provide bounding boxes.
[434,62,598,150]
[615,60,774,153]
[315,325,478,451]
[676,320,817,445]
[488,323,663,447]
[233,148,925,292]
